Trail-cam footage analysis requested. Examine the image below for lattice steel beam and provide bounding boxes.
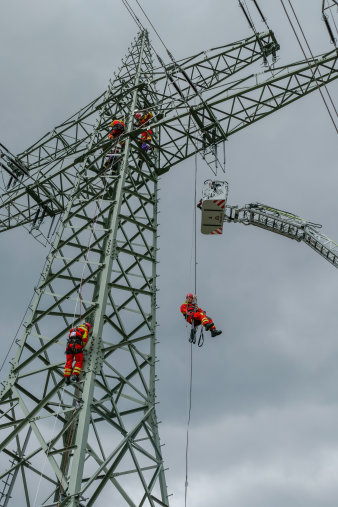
[2,32,337,234]
[0,24,337,507]
[0,31,168,507]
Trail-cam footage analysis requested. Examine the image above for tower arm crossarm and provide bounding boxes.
[0,32,159,242]
[8,32,279,182]
[151,31,280,102]
[0,142,68,243]
[153,48,338,174]
[0,30,279,217]
[226,202,338,269]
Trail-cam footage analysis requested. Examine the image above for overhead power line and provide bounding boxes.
[280,0,338,134]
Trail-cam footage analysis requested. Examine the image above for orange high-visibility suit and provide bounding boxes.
[64,324,89,378]
[140,129,153,144]
[135,111,153,126]
[180,302,215,330]
[135,112,153,151]
[108,120,125,145]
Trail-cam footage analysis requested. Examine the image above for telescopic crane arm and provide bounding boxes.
[225,202,338,269]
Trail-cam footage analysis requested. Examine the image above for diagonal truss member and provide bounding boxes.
[0,28,336,506]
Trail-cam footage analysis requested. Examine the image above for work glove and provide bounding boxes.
[141,142,150,151]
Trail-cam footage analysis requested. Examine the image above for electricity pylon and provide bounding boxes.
[0,28,337,507]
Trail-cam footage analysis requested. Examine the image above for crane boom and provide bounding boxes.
[226,203,338,268]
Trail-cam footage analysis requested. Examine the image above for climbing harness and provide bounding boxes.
[188,324,204,348]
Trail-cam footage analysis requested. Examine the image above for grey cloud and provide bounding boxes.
[1,0,338,506]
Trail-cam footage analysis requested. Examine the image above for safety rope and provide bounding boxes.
[53,141,119,505]
[56,398,81,506]
[32,385,66,507]
[184,152,199,507]
[184,339,193,507]
[121,0,226,173]
[71,137,121,326]
[33,135,120,506]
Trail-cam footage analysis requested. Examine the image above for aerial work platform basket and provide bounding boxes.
[200,180,228,235]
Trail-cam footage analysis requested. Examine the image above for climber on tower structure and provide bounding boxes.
[134,110,154,152]
[108,119,125,142]
[64,322,92,384]
[180,293,222,337]
[103,119,125,172]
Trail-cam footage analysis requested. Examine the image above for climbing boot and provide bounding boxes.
[211,329,222,337]
[71,375,80,383]
[65,377,71,385]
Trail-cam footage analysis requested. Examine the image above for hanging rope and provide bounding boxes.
[184,339,193,507]
[71,137,122,326]
[32,384,66,507]
[33,136,120,506]
[56,398,81,506]
[184,153,198,507]
[122,0,226,173]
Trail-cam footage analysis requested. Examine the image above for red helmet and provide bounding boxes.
[134,111,142,120]
[84,322,92,331]
[186,293,194,299]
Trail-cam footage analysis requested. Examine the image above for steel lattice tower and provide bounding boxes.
[0,27,337,507]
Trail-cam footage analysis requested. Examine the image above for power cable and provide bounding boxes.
[121,0,143,31]
[121,0,226,174]
[286,0,337,116]
[134,0,168,54]
[329,8,338,35]
[244,0,258,32]
[322,0,338,44]
[280,0,338,134]
[251,0,270,30]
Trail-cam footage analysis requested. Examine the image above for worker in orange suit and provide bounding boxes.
[139,128,153,151]
[180,293,222,337]
[134,110,154,168]
[108,119,125,141]
[103,119,125,172]
[134,110,153,127]
[64,322,92,384]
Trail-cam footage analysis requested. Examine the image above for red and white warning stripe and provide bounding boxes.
[213,199,225,209]
[210,227,223,235]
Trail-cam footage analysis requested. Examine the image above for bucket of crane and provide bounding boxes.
[200,179,228,235]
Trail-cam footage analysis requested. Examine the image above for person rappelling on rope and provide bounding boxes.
[134,110,154,167]
[64,322,92,385]
[180,293,222,340]
[103,119,125,173]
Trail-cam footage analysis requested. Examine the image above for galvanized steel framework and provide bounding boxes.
[0,28,337,506]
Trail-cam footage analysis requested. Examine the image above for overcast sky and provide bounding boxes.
[0,1,338,506]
